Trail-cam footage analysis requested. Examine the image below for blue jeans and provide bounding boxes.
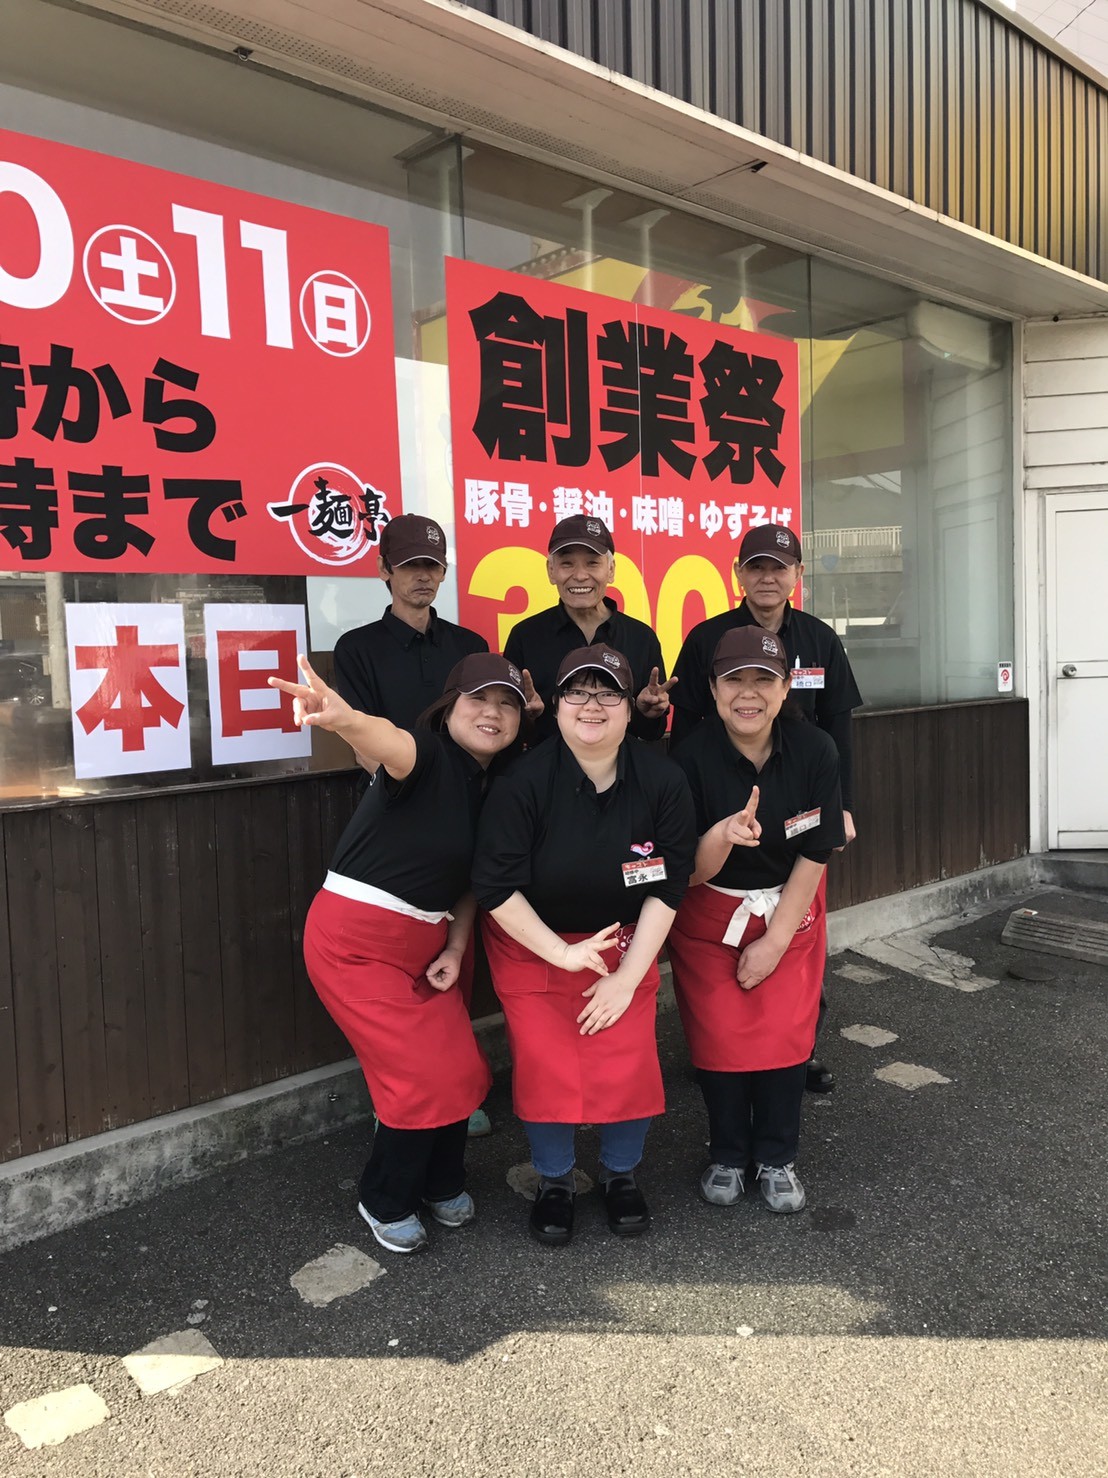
[523,1118,652,1178]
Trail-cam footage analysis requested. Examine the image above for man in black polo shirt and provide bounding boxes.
[670,522,862,1094]
[334,515,488,730]
[504,515,674,744]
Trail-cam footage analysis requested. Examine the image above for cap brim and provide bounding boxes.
[713,660,788,678]
[549,539,612,557]
[392,553,448,568]
[458,680,526,701]
[558,660,630,690]
[738,553,794,568]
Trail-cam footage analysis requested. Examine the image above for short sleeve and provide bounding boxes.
[670,740,712,837]
[669,627,711,744]
[648,763,698,910]
[471,771,540,911]
[797,729,845,861]
[381,726,439,801]
[817,632,863,716]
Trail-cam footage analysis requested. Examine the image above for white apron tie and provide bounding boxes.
[706,883,785,948]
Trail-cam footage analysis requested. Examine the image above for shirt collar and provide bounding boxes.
[736,597,793,635]
[559,735,628,797]
[555,595,619,636]
[711,712,784,766]
[383,605,439,648]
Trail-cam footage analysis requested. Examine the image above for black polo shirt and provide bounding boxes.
[503,598,667,743]
[334,606,488,730]
[329,729,489,912]
[472,738,696,933]
[669,599,862,809]
[672,713,844,890]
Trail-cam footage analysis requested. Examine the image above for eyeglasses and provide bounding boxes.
[560,686,626,707]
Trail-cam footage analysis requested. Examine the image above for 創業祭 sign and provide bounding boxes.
[445,258,802,667]
[0,127,402,574]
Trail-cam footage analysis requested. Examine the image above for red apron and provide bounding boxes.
[304,889,491,1131]
[481,914,664,1123]
[667,876,827,1072]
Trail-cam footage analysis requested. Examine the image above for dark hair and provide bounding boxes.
[552,666,629,709]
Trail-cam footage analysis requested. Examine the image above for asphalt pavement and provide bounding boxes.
[1,888,1106,1477]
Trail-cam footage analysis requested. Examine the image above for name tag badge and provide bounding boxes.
[784,808,821,839]
[791,667,825,690]
[622,858,667,887]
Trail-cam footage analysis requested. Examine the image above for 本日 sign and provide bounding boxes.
[0,128,402,574]
[445,258,802,667]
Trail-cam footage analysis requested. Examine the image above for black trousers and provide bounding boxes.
[358,1118,468,1223]
[697,1062,808,1169]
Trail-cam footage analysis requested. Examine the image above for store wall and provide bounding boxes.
[0,1,1031,1162]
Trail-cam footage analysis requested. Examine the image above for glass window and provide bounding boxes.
[0,2,1016,808]
[806,260,1014,708]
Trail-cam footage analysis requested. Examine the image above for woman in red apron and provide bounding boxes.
[269,651,525,1254]
[668,626,844,1214]
[472,645,696,1246]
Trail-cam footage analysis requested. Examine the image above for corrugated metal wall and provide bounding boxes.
[465,0,1107,283]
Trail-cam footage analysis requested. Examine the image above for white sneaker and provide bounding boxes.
[699,1163,745,1205]
[424,1191,476,1228]
[755,1163,806,1213]
[357,1203,429,1253]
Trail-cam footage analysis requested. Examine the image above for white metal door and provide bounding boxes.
[1046,494,1108,848]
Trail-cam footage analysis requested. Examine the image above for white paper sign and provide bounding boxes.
[997,661,1014,694]
[66,603,191,779]
[204,603,311,766]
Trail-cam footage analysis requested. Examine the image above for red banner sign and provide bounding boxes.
[445,258,802,667]
[0,128,402,574]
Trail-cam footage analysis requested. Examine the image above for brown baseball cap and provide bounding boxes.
[548,515,615,557]
[445,652,526,702]
[556,643,632,692]
[380,514,448,569]
[738,523,802,567]
[711,626,789,680]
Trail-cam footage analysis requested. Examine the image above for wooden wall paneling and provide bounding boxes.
[5,810,66,1151]
[175,790,227,1105]
[94,800,150,1128]
[0,818,22,1161]
[136,795,190,1117]
[940,705,984,877]
[50,807,109,1142]
[214,787,262,1092]
[911,708,945,885]
[248,784,296,1084]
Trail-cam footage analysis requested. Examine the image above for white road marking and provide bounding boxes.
[874,1062,952,1090]
[4,1384,110,1449]
[841,1024,900,1048]
[835,963,890,985]
[290,1243,384,1307]
[122,1330,224,1395]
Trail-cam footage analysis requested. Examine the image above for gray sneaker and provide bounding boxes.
[755,1162,806,1213]
[699,1163,745,1205]
[424,1191,476,1228]
[358,1203,429,1253]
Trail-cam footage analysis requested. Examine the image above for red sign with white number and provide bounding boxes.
[445,258,802,668]
[0,127,402,574]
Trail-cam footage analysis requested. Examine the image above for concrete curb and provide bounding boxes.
[3,850,1105,1252]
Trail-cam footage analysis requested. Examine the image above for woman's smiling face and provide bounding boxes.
[711,665,790,744]
[555,672,630,753]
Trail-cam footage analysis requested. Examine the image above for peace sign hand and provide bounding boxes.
[560,922,622,976]
[521,668,545,721]
[635,667,679,718]
[723,785,761,848]
[267,654,354,733]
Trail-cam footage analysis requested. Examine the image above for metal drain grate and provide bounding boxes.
[1000,908,1108,967]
